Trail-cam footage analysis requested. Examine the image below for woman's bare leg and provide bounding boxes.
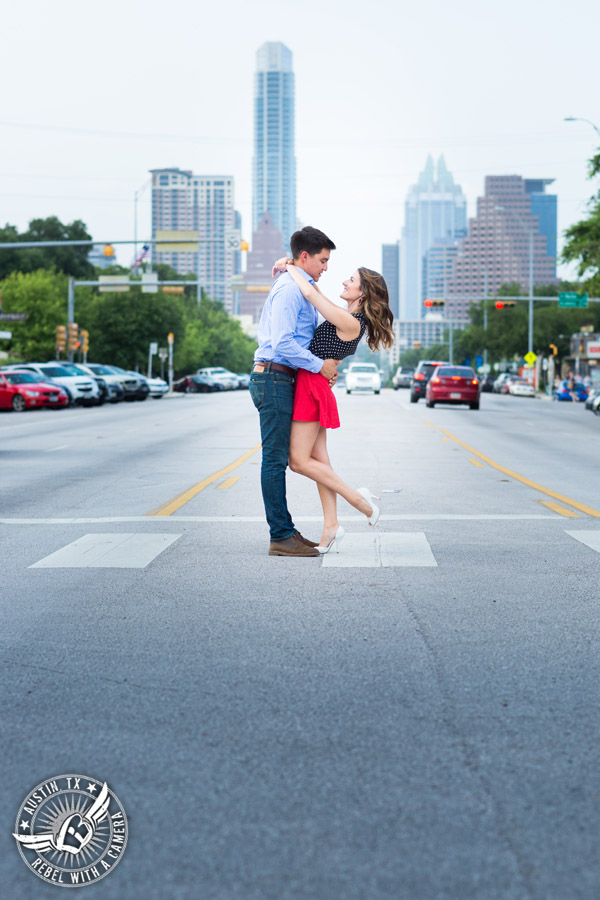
[311,427,339,545]
[289,420,373,519]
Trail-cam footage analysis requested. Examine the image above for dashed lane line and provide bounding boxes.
[426,420,600,518]
[145,442,261,516]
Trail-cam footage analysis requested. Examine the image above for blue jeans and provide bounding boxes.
[249,370,296,542]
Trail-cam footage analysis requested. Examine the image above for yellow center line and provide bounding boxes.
[538,500,580,518]
[145,443,261,517]
[216,476,241,490]
[424,420,600,518]
[468,458,484,468]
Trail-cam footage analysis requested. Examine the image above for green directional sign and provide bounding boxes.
[558,292,588,308]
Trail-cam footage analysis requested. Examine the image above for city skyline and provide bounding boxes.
[1,0,598,298]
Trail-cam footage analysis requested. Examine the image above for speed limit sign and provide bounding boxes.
[225,230,241,251]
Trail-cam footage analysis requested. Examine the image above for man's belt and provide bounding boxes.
[253,360,296,376]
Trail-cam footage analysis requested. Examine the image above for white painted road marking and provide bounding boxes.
[2,514,560,525]
[45,444,70,452]
[30,533,181,568]
[321,532,438,568]
[565,530,600,553]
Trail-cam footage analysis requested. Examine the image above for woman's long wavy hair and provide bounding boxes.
[357,268,394,352]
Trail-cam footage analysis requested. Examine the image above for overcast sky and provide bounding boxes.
[2,0,599,295]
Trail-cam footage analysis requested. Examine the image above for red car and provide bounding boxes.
[425,366,480,410]
[0,371,69,411]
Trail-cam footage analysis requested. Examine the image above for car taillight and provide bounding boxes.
[414,373,425,380]
[451,376,461,381]
[431,377,440,384]
[472,380,478,385]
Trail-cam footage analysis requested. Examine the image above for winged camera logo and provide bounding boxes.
[13,774,128,887]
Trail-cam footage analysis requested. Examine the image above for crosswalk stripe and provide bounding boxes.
[29,533,181,568]
[565,531,600,553]
[321,532,438,568]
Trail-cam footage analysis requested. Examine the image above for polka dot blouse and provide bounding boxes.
[309,313,366,361]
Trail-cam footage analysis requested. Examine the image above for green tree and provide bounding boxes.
[0,269,68,361]
[0,216,94,279]
[562,150,600,296]
[174,294,256,376]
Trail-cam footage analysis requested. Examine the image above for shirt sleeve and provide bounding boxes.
[270,281,323,373]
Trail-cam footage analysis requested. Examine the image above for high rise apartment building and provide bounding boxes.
[150,167,237,312]
[253,42,296,253]
[381,242,400,320]
[446,175,557,322]
[400,156,467,320]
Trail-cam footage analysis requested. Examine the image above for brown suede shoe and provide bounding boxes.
[269,535,320,557]
[294,530,319,548]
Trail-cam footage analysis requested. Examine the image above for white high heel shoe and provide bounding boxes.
[317,525,345,554]
[357,487,380,526]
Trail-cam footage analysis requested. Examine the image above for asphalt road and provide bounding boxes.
[1,388,599,899]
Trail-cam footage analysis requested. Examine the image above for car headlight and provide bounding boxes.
[25,391,40,397]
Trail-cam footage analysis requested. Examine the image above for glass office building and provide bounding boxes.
[253,42,296,253]
[400,156,467,320]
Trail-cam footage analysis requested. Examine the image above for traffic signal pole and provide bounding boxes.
[67,277,75,361]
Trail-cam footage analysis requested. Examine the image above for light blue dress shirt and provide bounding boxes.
[254,269,323,373]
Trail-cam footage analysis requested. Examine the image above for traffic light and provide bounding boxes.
[413,341,422,349]
[549,344,558,357]
[424,299,445,308]
[495,300,516,309]
[55,325,67,353]
[80,329,89,353]
[241,240,249,251]
[103,244,115,258]
[67,322,79,352]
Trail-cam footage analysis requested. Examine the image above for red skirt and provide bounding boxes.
[292,369,340,429]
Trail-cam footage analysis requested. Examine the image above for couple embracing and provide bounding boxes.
[249,226,394,557]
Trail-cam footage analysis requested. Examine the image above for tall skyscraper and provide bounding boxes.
[252,42,296,253]
[381,242,400,320]
[446,175,557,322]
[400,156,467,320]
[150,167,237,312]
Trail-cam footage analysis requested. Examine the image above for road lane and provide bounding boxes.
[2,388,600,899]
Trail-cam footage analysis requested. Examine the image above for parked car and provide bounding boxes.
[103,366,149,401]
[410,360,450,403]
[49,361,118,405]
[508,379,536,398]
[425,365,480,409]
[144,375,169,398]
[552,380,588,402]
[392,366,415,390]
[3,362,100,406]
[479,374,496,393]
[584,386,600,410]
[197,367,240,389]
[0,371,69,411]
[492,373,514,393]
[173,375,220,393]
[499,375,521,394]
[345,362,381,394]
[236,373,250,389]
[84,363,129,402]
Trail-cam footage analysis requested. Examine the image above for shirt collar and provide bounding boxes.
[294,267,315,286]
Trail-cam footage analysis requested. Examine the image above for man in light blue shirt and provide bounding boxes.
[250,226,338,557]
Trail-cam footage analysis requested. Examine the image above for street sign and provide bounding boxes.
[149,342,158,355]
[155,230,198,253]
[99,275,129,293]
[225,230,242,252]
[558,292,588,308]
[0,311,27,321]
[230,274,245,290]
[141,272,158,294]
[475,355,483,367]
[0,330,12,339]
[524,351,537,366]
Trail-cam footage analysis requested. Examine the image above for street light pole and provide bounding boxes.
[564,116,600,137]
